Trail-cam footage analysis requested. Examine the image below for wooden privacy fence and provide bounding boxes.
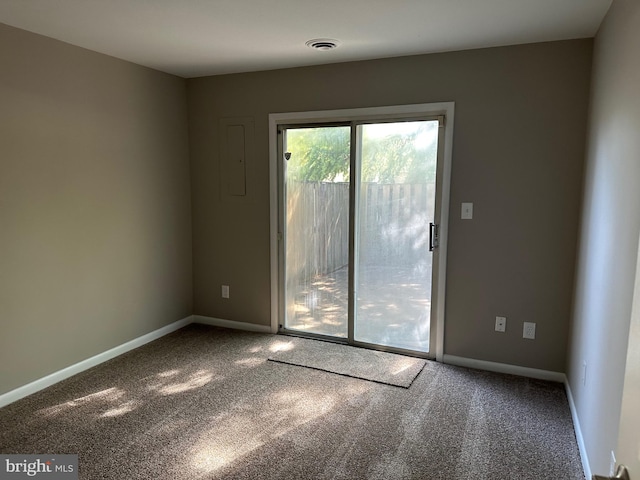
[286,182,350,283]
[286,181,435,281]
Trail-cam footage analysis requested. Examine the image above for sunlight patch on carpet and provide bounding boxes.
[268,338,425,388]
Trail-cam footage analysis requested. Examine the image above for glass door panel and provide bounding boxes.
[283,126,351,338]
[354,121,439,352]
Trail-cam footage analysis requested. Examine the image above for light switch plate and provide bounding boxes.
[461,202,473,219]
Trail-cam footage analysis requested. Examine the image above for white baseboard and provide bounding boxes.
[0,315,272,409]
[0,316,193,409]
[564,379,592,480]
[442,354,566,382]
[192,315,273,333]
[443,354,591,479]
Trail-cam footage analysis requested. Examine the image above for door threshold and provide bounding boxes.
[278,329,433,360]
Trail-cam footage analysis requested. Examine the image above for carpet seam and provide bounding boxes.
[405,362,427,388]
[267,358,416,389]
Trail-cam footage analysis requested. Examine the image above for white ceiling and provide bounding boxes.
[0,0,612,78]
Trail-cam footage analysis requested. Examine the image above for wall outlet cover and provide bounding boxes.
[523,322,536,339]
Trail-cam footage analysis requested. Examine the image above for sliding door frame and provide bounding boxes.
[269,103,455,361]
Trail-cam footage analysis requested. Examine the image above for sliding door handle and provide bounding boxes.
[429,222,439,251]
[593,465,630,480]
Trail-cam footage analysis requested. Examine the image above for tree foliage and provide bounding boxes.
[285,122,437,183]
[286,126,350,182]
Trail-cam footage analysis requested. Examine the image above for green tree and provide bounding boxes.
[286,126,350,182]
[285,122,437,183]
[361,125,437,183]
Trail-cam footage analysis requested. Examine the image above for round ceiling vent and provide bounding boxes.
[306,39,340,51]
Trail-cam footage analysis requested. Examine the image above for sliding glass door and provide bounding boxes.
[282,126,351,338]
[279,115,445,356]
[354,121,438,352]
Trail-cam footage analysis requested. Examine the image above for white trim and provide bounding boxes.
[564,378,592,480]
[442,354,565,382]
[268,102,456,125]
[0,316,193,409]
[192,315,272,333]
[268,102,455,357]
[268,116,280,334]
[433,105,454,362]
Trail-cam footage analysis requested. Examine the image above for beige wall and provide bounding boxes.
[0,23,597,397]
[188,40,592,372]
[568,0,640,475]
[0,24,193,395]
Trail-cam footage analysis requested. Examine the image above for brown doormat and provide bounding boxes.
[268,337,426,388]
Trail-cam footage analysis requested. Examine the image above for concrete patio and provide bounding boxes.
[286,265,431,353]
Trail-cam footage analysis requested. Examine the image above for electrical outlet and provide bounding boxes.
[523,322,536,339]
[221,285,230,299]
[495,316,506,332]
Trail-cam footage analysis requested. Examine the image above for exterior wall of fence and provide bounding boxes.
[286,182,434,283]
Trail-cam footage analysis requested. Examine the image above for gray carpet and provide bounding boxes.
[0,324,585,479]
[268,337,426,388]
